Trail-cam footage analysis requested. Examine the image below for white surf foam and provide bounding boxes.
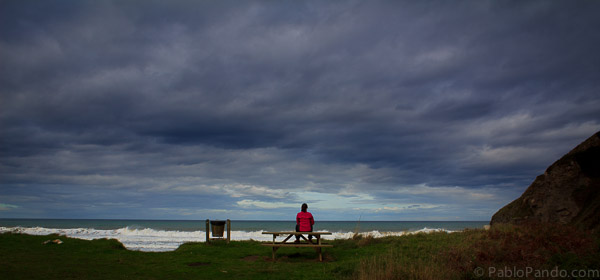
[0,226,454,252]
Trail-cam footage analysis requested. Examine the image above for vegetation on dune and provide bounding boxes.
[445,222,598,274]
[1,223,598,280]
[354,223,599,279]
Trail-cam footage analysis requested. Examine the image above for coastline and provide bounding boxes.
[0,224,478,252]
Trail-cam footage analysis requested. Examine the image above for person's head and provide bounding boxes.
[301,203,308,212]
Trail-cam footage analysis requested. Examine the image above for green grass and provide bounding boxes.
[1,223,598,279]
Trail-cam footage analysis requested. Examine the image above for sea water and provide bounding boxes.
[0,219,488,252]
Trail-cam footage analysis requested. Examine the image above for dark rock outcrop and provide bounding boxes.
[491,131,600,230]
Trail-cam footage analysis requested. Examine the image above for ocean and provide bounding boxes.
[0,219,488,252]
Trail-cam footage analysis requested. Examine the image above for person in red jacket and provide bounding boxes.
[295,203,314,242]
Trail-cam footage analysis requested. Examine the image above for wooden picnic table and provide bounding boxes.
[261,231,333,261]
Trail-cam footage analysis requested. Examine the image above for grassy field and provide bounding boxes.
[1,223,598,279]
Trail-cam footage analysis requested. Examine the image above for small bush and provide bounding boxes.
[358,235,377,247]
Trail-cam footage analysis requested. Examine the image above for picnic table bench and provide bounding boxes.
[262,231,333,261]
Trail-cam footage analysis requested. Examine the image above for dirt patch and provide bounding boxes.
[187,262,210,267]
[242,255,260,261]
[266,253,334,263]
[242,255,270,262]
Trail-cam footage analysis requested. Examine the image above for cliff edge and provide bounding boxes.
[490,131,600,230]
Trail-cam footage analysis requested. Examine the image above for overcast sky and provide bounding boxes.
[1,0,599,221]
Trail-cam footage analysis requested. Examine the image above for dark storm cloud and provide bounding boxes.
[1,0,599,219]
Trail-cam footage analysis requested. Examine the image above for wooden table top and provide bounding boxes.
[262,231,332,235]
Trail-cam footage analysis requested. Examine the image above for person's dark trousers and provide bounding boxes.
[295,225,313,242]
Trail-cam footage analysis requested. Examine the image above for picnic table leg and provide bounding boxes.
[271,234,278,261]
[311,246,323,262]
[318,247,322,262]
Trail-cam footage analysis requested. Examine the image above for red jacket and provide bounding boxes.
[296,211,314,231]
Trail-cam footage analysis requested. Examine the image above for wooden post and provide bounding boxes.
[205,219,210,243]
[226,219,231,243]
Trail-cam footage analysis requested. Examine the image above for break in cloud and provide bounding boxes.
[1,0,599,220]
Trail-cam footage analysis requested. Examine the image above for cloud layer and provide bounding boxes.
[1,0,599,220]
